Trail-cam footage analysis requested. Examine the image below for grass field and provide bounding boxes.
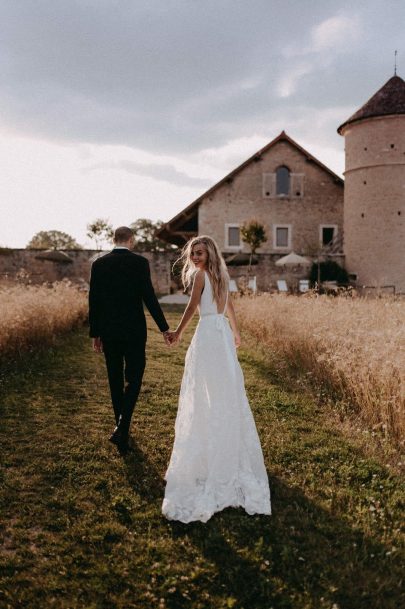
[0,308,404,609]
[0,281,87,365]
[236,294,405,446]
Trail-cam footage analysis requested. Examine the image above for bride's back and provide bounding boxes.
[200,271,227,315]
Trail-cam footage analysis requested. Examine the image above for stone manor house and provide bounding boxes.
[158,74,405,294]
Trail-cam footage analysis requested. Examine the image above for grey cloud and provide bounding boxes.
[0,1,404,154]
[85,160,212,189]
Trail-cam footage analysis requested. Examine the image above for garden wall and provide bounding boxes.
[0,249,174,295]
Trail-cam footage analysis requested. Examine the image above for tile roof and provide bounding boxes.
[338,75,405,134]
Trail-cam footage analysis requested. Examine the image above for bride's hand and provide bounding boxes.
[234,332,241,348]
[170,330,182,347]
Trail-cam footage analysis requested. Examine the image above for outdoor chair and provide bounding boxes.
[298,279,310,293]
[276,279,289,293]
[247,276,257,293]
[229,279,238,293]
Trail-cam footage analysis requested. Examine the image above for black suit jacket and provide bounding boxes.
[88,249,169,341]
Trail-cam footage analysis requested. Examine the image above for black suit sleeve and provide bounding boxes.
[88,262,101,338]
[141,259,169,332]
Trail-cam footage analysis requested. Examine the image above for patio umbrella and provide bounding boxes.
[224,252,258,266]
[35,250,73,264]
[275,251,311,267]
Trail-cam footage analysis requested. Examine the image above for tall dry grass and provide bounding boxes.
[0,281,87,363]
[236,294,405,445]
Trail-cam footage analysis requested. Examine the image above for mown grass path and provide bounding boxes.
[1,309,404,609]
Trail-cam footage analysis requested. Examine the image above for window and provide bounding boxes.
[225,224,241,248]
[276,166,290,195]
[273,225,291,249]
[263,171,304,198]
[320,225,338,247]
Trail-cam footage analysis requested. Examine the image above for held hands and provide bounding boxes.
[162,330,181,347]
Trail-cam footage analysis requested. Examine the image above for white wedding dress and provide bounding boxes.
[162,271,271,523]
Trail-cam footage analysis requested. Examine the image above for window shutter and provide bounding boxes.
[262,173,276,198]
[290,173,304,197]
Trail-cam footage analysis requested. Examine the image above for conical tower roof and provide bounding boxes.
[337,75,405,134]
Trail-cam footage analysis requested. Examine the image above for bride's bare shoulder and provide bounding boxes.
[193,269,206,283]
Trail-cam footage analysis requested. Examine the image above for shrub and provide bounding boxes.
[309,260,349,285]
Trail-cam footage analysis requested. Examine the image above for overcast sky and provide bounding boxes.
[0,0,403,247]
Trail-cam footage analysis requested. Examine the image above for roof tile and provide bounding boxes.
[338,75,405,133]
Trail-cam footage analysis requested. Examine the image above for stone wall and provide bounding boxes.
[0,248,347,294]
[342,115,405,293]
[198,138,344,255]
[0,249,173,295]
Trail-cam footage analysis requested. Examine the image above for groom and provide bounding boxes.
[89,226,172,452]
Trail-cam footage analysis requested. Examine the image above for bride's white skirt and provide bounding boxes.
[162,315,271,523]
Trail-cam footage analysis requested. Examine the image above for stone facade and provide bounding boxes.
[340,115,405,292]
[0,249,172,295]
[198,135,344,257]
[158,131,345,293]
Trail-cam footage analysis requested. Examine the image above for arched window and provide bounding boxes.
[276,166,290,196]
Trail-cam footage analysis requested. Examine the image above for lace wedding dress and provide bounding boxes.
[162,271,271,523]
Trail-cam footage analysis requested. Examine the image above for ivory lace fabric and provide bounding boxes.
[162,271,271,523]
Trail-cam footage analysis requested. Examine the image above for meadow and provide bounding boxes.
[0,292,404,608]
[0,281,87,365]
[236,294,405,448]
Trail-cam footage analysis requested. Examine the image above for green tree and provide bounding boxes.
[130,218,177,252]
[27,230,82,250]
[240,219,267,277]
[86,218,114,250]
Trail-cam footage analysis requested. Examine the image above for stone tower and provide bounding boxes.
[338,75,405,293]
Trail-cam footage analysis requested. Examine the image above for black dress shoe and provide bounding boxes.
[109,426,128,447]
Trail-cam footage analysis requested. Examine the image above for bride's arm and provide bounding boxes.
[226,296,241,348]
[173,270,205,342]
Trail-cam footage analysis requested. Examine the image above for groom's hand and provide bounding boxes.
[162,330,175,346]
[92,337,103,353]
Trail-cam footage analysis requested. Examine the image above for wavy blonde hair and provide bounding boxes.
[174,235,229,304]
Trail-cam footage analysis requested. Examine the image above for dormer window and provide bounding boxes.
[276,166,290,196]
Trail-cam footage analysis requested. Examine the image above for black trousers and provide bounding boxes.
[102,338,146,433]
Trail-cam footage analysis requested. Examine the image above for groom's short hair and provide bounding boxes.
[114,226,134,243]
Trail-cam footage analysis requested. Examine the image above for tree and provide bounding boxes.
[130,218,178,252]
[27,230,82,250]
[86,218,114,250]
[240,219,267,278]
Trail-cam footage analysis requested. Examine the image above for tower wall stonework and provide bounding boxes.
[342,116,405,292]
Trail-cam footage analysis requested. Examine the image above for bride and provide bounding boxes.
[162,236,271,523]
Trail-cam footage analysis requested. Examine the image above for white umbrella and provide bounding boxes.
[275,251,312,267]
[35,249,73,264]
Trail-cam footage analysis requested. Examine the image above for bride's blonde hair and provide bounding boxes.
[174,235,229,304]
